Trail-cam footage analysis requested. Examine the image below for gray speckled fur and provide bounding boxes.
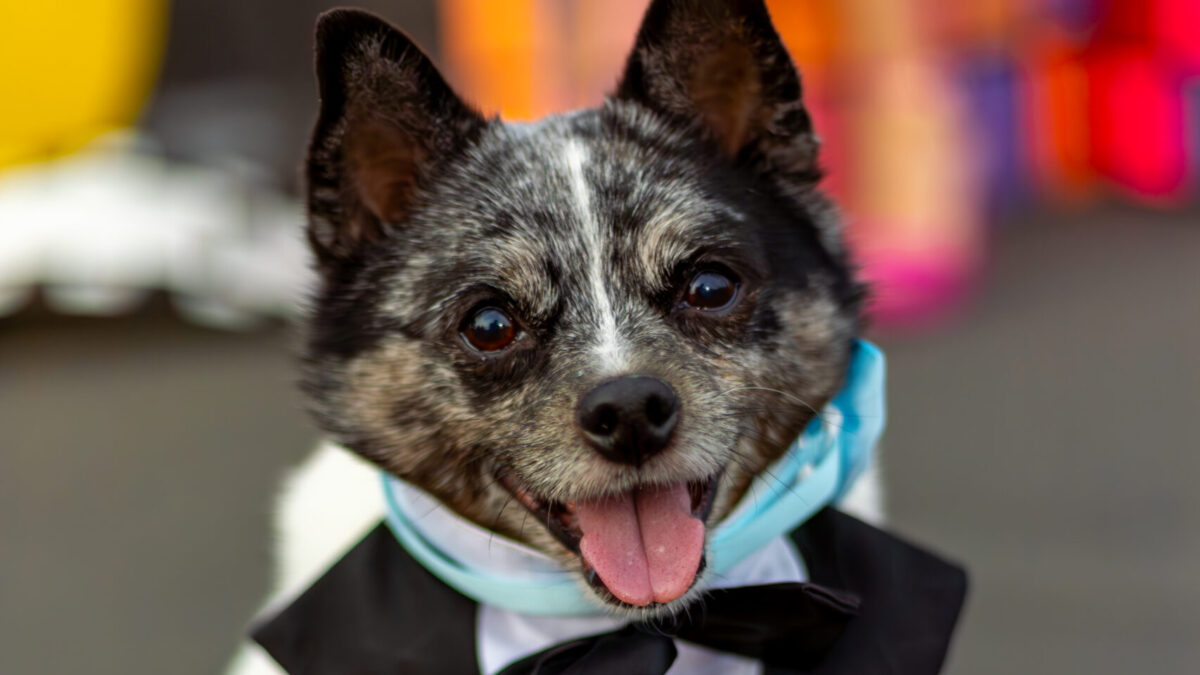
[300,2,864,618]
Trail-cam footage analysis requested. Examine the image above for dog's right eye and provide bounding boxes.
[461,306,518,352]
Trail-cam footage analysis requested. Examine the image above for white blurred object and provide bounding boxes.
[0,133,311,328]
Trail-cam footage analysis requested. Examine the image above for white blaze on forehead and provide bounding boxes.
[564,138,625,371]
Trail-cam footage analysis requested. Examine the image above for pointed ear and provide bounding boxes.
[306,9,485,268]
[615,0,818,181]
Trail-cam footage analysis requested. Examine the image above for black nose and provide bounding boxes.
[576,376,680,466]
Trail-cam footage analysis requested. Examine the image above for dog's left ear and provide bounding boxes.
[616,0,818,183]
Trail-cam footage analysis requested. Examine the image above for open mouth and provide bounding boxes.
[498,471,720,608]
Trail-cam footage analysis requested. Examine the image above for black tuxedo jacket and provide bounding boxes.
[252,508,967,674]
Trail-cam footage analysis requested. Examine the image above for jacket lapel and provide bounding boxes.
[785,509,968,674]
[251,523,479,675]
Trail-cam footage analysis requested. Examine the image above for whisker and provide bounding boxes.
[716,384,881,424]
[519,507,531,540]
[488,494,516,553]
[726,444,792,496]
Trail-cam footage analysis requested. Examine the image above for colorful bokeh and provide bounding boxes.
[437,0,1200,326]
[0,0,1196,328]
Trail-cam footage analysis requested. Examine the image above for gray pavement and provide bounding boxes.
[2,206,1197,674]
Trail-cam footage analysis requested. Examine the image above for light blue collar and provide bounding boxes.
[382,340,886,616]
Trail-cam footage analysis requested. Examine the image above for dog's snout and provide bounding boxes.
[576,376,679,466]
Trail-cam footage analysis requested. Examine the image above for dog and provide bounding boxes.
[228,2,968,674]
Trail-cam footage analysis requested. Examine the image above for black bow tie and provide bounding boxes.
[497,582,860,675]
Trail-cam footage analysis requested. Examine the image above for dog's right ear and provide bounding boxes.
[306,9,485,269]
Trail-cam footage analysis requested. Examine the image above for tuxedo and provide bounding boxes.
[251,507,966,674]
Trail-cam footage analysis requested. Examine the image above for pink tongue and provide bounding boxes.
[575,483,705,606]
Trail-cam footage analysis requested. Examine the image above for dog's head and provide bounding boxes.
[301,0,863,617]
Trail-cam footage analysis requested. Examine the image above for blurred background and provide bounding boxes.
[1,0,1196,673]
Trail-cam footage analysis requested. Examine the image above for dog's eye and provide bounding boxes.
[462,306,518,352]
[684,270,738,311]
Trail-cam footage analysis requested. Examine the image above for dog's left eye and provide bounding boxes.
[683,270,739,311]
[462,307,518,352]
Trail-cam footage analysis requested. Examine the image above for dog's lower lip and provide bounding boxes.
[497,468,722,605]
[497,471,581,553]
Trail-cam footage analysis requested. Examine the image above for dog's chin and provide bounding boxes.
[498,469,721,614]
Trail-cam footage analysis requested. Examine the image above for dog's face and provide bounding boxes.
[302,1,863,617]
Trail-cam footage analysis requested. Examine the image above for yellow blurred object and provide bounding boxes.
[0,0,167,169]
